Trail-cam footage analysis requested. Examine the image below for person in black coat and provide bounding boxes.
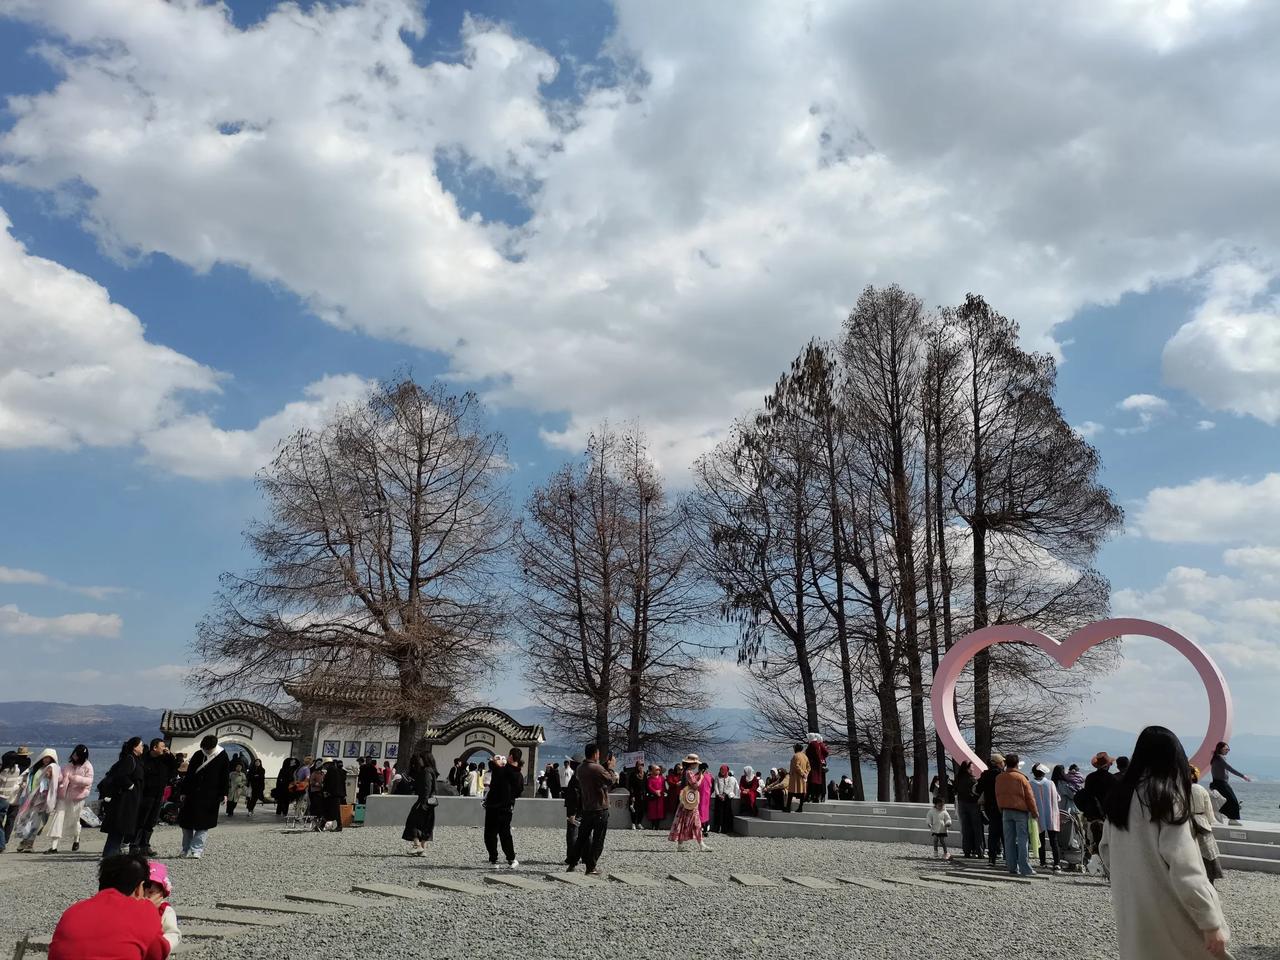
[976,753,1005,866]
[131,738,177,856]
[483,749,525,868]
[178,735,231,859]
[246,758,267,816]
[402,751,438,854]
[273,758,299,816]
[99,737,145,858]
[323,760,348,831]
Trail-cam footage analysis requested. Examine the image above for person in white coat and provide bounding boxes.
[1029,762,1062,871]
[46,745,93,853]
[1101,726,1231,959]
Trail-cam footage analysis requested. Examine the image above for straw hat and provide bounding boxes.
[16,745,31,757]
[682,753,700,766]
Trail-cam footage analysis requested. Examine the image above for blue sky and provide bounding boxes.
[2,0,1279,741]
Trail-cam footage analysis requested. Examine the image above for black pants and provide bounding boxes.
[247,790,260,813]
[484,807,515,864]
[275,792,291,815]
[629,803,644,826]
[1211,779,1241,821]
[1038,829,1061,866]
[569,809,609,871]
[957,800,985,857]
[133,795,163,850]
[565,817,578,864]
[785,792,805,813]
[986,809,1003,863]
[712,797,735,834]
[324,796,343,830]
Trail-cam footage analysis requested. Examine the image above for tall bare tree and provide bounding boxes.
[517,426,709,756]
[193,377,511,762]
[946,294,1123,759]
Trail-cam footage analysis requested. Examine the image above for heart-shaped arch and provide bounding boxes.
[930,617,1233,773]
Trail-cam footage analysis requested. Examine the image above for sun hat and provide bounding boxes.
[16,745,31,757]
[1032,763,1050,776]
[683,753,700,765]
[1091,752,1114,769]
[148,861,172,897]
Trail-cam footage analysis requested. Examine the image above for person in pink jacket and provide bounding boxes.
[47,744,93,853]
[697,762,713,834]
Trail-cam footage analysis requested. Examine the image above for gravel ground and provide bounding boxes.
[1,818,1277,960]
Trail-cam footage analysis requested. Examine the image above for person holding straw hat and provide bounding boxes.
[668,753,710,852]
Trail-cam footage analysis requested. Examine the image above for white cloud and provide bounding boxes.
[1115,393,1171,432]
[0,603,122,639]
[1074,421,1106,439]
[141,374,374,480]
[1224,545,1280,572]
[0,209,221,450]
[3,1,1280,473]
[1135,473,1280,544]
[1196,419,1216,431]
[0,204,374,480]
[1164,262,1280,425]
[0,564,124,599]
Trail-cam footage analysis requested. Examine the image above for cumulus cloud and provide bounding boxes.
[1073,421,1105,439]
[1115,393,1171,433]
[1164,262,1280,425]
[4,0,1280,473]
[0,209,221,450]
[141,374,374,480]
[1135,473,1280,544]
[0,202,374,479]
[0,603,122,639]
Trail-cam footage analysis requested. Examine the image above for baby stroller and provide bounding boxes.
[1058,809,1086,873]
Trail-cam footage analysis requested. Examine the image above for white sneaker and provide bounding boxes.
[190,852,202,860]
[698,842,712,852]
[1228,819,1243,826]
[508,860,520,870]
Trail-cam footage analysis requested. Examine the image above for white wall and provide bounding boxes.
[168,720,294,775]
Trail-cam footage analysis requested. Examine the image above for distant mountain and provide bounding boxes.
[0,701,166,748]
[505,704,761,747]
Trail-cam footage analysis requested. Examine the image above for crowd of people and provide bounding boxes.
[0,735,236,860]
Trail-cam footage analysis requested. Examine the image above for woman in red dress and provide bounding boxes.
[667,753,710,852]
[739,765,760,816]
[645,765,666,829]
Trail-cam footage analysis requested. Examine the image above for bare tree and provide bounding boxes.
[193,377,511,762]
[946,294,1123,759]
[517,426,710,756]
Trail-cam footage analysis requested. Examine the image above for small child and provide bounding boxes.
[143,861,182,951]
[926,796,952,860]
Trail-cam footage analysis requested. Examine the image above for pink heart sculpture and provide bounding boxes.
[931,617,1233,774]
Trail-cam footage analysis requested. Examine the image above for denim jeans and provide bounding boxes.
[1002,809,1033,875]
[181,827,209,856]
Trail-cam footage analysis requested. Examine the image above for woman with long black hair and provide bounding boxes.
[99,737,144,858]
[1101,726,1231,959]
[402,750,438,855]
[1209,741,1251,826]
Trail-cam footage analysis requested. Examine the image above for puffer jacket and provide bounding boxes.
[58,761,94,802]
[0,766,22,803]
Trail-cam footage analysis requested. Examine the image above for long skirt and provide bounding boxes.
[402,801,436,843]
[668,807,702,843]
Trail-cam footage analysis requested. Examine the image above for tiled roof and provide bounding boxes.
[160,699,299,742]
[422,707,545,745]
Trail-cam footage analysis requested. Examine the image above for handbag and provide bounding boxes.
[679,786,700,811]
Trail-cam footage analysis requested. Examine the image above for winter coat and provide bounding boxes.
[1190,783,1221,864]
[324,765,347,802]
[0,765,21,804]
[645,774,666,821]
[99,755,143,837]
[483,764,524,811]
[58,761,94,803]
[227,769,247,803]
[178,747,231,832]
[1029,776,1060,833]
[805,740,829,785]
[698,770,713,823]
[954,766,979,806]
[248,765,266,800]
[787,752,810,795]
[976,767,1002,813]
[140,752,177,799]
[926,808,952,833]
[1101,789,1229,960]
[995,770,1038,816]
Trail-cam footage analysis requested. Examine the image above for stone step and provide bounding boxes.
[1217,839,1280,860]
[730,874,780,887]
[919,873,1004,890]
[286,891,385,908]
[181,924,254,941]
[356,882,445,901]
[178,907,289,927]
[758,808,928,829]
[215,898,339,916]
[736,816,933,845]
[945,867,1035,885]
[483,875,557,892]
[544,872,605,887]
[1220,854,1280,875]
[881,876,946,890]
[783,876,840,890]
[608,873,661,887]
[413,877,492,896]
[667,873,716,888]
[834,876,895,891]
